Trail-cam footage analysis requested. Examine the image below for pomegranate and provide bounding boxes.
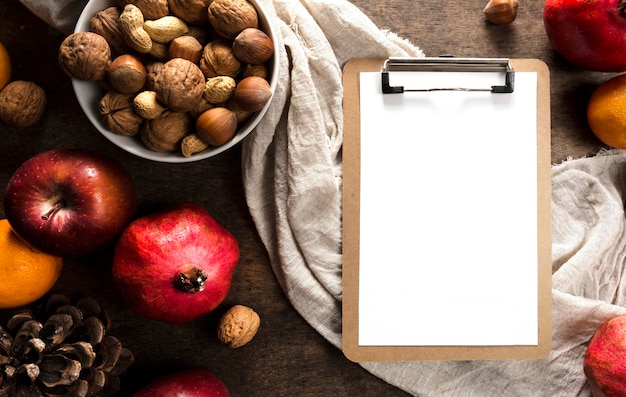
[133,369,230,396]
[112,202,239,324]
[584,316,626,396]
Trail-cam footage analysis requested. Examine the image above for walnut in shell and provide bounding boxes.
[207,0,259,39]
[59,32,111,81]
[217,305,260,348]
[99,90,144,136]
[154,58,205,112]
[0,81,47,127]
[168,0,212,25]
[140,110,193,151]
[199,39,242,78]
[89,6,131,56]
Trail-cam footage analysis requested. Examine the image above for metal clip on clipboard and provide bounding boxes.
[381,57,515,94]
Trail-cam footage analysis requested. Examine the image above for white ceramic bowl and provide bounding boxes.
[72,0,279,163]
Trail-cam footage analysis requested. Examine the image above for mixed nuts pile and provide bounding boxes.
[58,0,274,157]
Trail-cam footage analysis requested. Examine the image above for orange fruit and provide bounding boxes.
[0,41,10,92]
[587,74,626,149]
[0,219,63,309]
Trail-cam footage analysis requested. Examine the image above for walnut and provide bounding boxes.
[59,32,111,81]
[154,58,205,112]
[168,0,212,25]
[207,0,259,39]
[99,90,144,136]
[117,0,169,20]
[89,6,131,56]
[199,39,242,78]
[144,61,165,91]
[217,305,260,348]
[243,63,268,79]
[140,110,193,151]
[0,81,47,127]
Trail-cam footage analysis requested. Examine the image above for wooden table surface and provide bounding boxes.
[0,0,613,395]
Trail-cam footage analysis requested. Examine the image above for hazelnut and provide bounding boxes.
[196,107,237,146]
[208,0,259,39]
[217,305,261,348]
[89,7,131,56]
[234,76,272,112]
[199,39,242,78]
[141,110,193,151]
[169,35,203,64]
[484,0,519,25]
[154,57,205,112]
[107,54,147,94]
[0,81,47,127]
[99,90,144,136]
[233,28,274,64]
[168,0,212,25]
[58,32,111,81]
[117,0,169,20]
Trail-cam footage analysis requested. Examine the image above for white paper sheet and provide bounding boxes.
[358,71,539,346]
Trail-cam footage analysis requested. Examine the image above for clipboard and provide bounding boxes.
[341,57,551,362]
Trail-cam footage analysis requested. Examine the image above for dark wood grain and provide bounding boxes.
[0,0,612,396]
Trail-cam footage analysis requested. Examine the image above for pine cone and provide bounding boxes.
[0,295,134,396]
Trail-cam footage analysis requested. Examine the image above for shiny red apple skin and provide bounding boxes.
[544,0,626,72]
[133,369,230,397]
[3,148,137,258]
[584,316,626,397]
[112,202,240,324]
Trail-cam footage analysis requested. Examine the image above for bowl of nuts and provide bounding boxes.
[64,0,279,162]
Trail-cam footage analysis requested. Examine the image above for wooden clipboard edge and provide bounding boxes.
[341,58,552,362]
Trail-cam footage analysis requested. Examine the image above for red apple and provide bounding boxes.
[544,0,626,72]
[133,369,230,397]
[112,202,239,324]
[584,316,626,396]
[3,148,137,258]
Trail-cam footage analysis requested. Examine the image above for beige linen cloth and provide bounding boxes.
[21,0,626,395]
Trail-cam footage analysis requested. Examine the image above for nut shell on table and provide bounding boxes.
[234,75,272,112]
[89,6,131,56]
[208,0,259,39]
[0,81,47,127]
[59,31,111,81]
[196,107,237,146]
[484,0,518,25]
[168,0,212,25]
[154,57,205,112]
[141,110,193,151]
[99,90,144,136]
[233,27,274,64]
[107,54,147,94]
[217,305,261,348]
[117,0,169,20]
[199,39,242,78]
